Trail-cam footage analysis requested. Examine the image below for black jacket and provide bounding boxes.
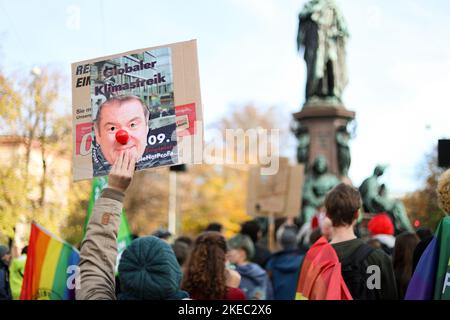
[0,261,12,300]
[412,236,433,273]
[251,244,271,268]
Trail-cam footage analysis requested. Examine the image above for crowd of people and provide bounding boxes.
[1,150,449,300]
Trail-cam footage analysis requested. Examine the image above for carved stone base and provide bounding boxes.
[293,105,355,179]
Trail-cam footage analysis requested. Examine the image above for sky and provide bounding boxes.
[0,0,449,194]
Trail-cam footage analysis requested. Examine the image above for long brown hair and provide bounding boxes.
[393,232,419,299]
[181,231,228,299]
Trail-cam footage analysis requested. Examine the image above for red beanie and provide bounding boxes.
[368,213,394,236]
[311,215,319,229]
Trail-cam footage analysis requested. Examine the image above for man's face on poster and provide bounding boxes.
[94,98,149,165]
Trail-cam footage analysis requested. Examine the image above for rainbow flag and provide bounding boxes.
[405,216,450,300]
[295,237,352,300]
[20,222,80,300]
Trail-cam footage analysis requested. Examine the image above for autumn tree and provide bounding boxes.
[123,168,171,236]
[177,104,285,238]
[0,66,90,246]
[403,147,446,231]
[61,178,91,246]
[0,70,27,242]
[178,164,249,238]
[216,104,292,165]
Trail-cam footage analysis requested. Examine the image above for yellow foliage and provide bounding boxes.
[0,67,79,245]
[180,165,251,239]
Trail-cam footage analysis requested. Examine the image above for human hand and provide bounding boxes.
[108,150,136,193]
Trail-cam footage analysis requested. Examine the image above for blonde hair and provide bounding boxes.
[436,169,450,214]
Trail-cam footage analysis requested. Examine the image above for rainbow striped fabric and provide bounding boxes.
[405,216,450,300]
[20,222,80,300]
[295,237,352,300]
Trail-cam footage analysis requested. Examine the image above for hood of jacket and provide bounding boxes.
[373,234,396,248]
[235,263,267,287]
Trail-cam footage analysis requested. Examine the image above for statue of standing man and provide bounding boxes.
[297,0,349,105]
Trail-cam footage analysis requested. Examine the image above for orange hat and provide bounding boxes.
[368,213,394,236]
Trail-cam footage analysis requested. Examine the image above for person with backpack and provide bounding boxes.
[326,183,398,300]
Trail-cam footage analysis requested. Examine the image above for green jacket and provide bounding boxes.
[9,254,26,300]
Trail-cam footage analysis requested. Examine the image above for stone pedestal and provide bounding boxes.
[293,104,355,178]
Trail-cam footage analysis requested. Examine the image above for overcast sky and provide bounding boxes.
[1,0,449,194]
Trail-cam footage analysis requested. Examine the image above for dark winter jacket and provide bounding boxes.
[251,244,271,268]
[266,249,304,300]
[0,261,12,300]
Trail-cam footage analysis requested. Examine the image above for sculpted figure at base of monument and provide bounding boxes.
[300,155,340,224]
[336,125,351,177]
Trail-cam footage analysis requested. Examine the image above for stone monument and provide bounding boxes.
[293,0,355,181]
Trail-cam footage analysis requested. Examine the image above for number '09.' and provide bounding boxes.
[148,133,167,145]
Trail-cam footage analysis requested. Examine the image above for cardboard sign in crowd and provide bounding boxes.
[72,40,203,181]
[247,158,304,218]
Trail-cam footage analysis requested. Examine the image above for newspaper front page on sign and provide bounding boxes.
[72,40,203,181]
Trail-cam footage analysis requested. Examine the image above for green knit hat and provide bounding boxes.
[118,236,183,300]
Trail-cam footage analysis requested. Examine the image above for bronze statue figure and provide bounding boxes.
[293,125,310,165]
[336,125,351,176]
[301,155,340,224]
[359,165,413,233]
[297,0,349,105]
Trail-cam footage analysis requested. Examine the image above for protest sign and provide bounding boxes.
[247,158,304,217]
[72,40,203,181]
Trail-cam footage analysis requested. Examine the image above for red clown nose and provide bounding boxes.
[115,130,129,145]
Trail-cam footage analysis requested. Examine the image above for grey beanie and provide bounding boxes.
[280,229,297,250]
[228,234,255,260]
